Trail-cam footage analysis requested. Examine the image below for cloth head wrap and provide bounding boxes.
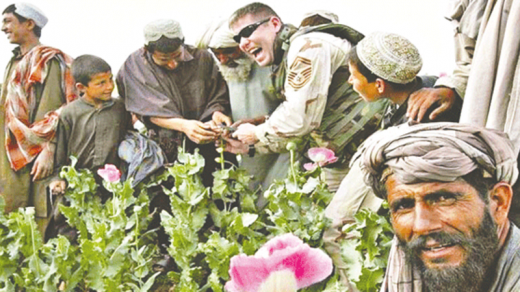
[301,10,339,24]
[13,2,48,28]
[144,19,183,45]
[195,18,236,49]
[357,32,422,84]
[358,122,518,198]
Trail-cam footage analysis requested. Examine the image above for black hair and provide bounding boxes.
[71,54,112,86]
[229,2,280,28]
[3,4,42,37]
[300,15,332,27]
[144,36,183,53]
[347,45,414,91]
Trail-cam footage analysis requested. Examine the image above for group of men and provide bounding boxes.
[2,1,520,291]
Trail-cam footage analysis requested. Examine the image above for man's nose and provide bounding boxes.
[239,38,250,53]
[166,59,178,70]
[412,202,442,235]
[218,54,229,65]
[348,75,354,85]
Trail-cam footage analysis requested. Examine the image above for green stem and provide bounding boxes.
[290,149,297,185]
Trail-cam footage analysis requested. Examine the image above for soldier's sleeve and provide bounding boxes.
[255,37,338,144]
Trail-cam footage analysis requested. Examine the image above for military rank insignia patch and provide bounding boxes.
[287,56,312,90]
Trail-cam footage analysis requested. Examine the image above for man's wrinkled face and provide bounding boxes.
[347,61,379,102]
[210,46,244,67]
[386,175,499,292]
[231,14,279,67]
[1,13,31,44]
[151,47,183,70]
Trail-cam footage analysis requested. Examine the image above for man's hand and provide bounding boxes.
[49,180,66,195]
[31,144,55,181]
[182,120,217,144]
[212,111,232,127]
[407,87,457,122]
[233,123,258,145]
[222,136,249,154]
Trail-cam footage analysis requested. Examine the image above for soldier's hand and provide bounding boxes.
[233,123,258,145]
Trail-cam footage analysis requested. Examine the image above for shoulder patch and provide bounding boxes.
[287,56,312,90]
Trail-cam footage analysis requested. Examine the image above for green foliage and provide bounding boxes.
[0,157,159,291]
[263,150,334,248]
[340,205,394,292]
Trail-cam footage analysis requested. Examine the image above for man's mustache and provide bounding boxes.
[405,231,471,252]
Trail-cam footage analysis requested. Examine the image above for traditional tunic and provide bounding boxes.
[228,63,290,203]
[116,45,229,183]
[54,97,131,172]
[458,0,520,155]
[0,47,70,225]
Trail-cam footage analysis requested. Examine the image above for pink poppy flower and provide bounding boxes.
[225,234,333,292]
[97,164,121,182]
[304,147,338,170]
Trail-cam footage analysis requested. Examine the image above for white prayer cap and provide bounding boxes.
[208,23,236,49]
[302,10,339,24]
[143,19,184,45]
[13,2,48,28]
[357,32,422,84]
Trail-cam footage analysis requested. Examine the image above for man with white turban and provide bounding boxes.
[197,20,290,199]
[1,3,76,236]
[358,122,520,292]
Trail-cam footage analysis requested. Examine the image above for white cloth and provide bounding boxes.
[228,63,291,206]
[143,19,183,44]
[14,2,48,28]
[459,0,520,155]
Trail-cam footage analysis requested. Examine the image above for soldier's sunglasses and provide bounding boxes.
[233,18,270,43]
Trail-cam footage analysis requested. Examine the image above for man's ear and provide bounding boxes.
[271,16,282,33]
[76,82,86,93]
[24,19,36,32]
[375,78,386,94]
[489,182,513,226]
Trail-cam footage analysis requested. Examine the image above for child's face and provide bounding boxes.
[348,62,380,102]
[82,71,114,102]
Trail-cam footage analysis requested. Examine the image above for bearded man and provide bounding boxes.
[197,20,290,200]
[358,122,520,292]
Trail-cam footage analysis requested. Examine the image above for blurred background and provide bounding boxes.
[0,0,455,91]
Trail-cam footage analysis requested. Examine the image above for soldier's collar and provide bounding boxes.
[272,24,297,65]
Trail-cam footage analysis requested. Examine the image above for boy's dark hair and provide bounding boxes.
[300,15,332,27]
[3,4,42,38]
[145,36,183,53]
[347,46,414,91]
[72,55,112,86]
[229,2,280,27]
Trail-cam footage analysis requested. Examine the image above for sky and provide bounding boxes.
[1,0,455,86]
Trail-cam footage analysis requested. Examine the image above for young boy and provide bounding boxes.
[49,54,132,194]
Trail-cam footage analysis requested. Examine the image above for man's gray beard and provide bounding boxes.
[217,57,254,82]
[399,210,499,292]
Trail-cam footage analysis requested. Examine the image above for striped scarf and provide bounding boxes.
[4,45,77,171]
